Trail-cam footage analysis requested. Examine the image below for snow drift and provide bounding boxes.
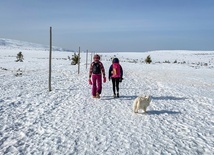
[0,39,214,154]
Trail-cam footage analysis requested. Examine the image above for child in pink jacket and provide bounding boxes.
[108,58,123,98]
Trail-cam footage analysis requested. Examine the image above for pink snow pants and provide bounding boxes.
[91,74,102,96]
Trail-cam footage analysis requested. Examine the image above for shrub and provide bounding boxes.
[163,60,170,63]
[16,52,24,62]
[71,53,80,65]
[15,68,22,76]
[145,55,152,64]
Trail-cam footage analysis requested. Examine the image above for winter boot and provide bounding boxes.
[117,92,119,98]
[96,92,100,98]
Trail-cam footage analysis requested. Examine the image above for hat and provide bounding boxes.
[112,58,119,63]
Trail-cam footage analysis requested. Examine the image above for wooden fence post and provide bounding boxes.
[90,51,93,63]
[78,47,80,74]
[49,27,52,91]
[86,49,88,69]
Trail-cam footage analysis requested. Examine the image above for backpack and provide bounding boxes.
[112,63,121,78]
[92,62,101,74]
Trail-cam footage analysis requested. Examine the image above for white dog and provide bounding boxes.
[133,95,151,113]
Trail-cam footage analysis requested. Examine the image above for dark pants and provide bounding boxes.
[111,78,120,95]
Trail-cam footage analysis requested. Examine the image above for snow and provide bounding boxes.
[0,39,214,154]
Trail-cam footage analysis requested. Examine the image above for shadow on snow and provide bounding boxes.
[147,110,181,115]
[101,95,138,101]
[152,96,188,101]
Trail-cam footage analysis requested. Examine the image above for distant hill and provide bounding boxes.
[0,38,72,52]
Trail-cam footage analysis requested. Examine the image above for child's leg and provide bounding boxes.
[96,74,102,94]
[115,78,120,92]
[92,75,97,96]
[112,78,116,95]
[115,78,120,97]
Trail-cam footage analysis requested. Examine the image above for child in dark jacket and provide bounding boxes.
[108,58,123,98]
[89,54,106,98]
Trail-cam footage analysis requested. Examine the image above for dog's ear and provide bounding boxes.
[146,95,151,100]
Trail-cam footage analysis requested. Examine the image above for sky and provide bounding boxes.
[0,0,214,52]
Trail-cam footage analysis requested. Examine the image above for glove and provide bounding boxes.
[119,78,123,82]
[88,79,92,85]
[103,77,106,83]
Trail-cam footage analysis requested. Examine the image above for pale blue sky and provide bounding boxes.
[0,0,214,52]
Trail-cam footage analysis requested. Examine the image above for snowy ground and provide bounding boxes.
[0,45,214,154]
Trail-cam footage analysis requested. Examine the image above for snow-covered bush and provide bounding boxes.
[16,52,24,62]
[71,53,80,65]
[145,55,152,64]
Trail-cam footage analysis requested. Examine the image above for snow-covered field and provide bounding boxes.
[0,39,214,154]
